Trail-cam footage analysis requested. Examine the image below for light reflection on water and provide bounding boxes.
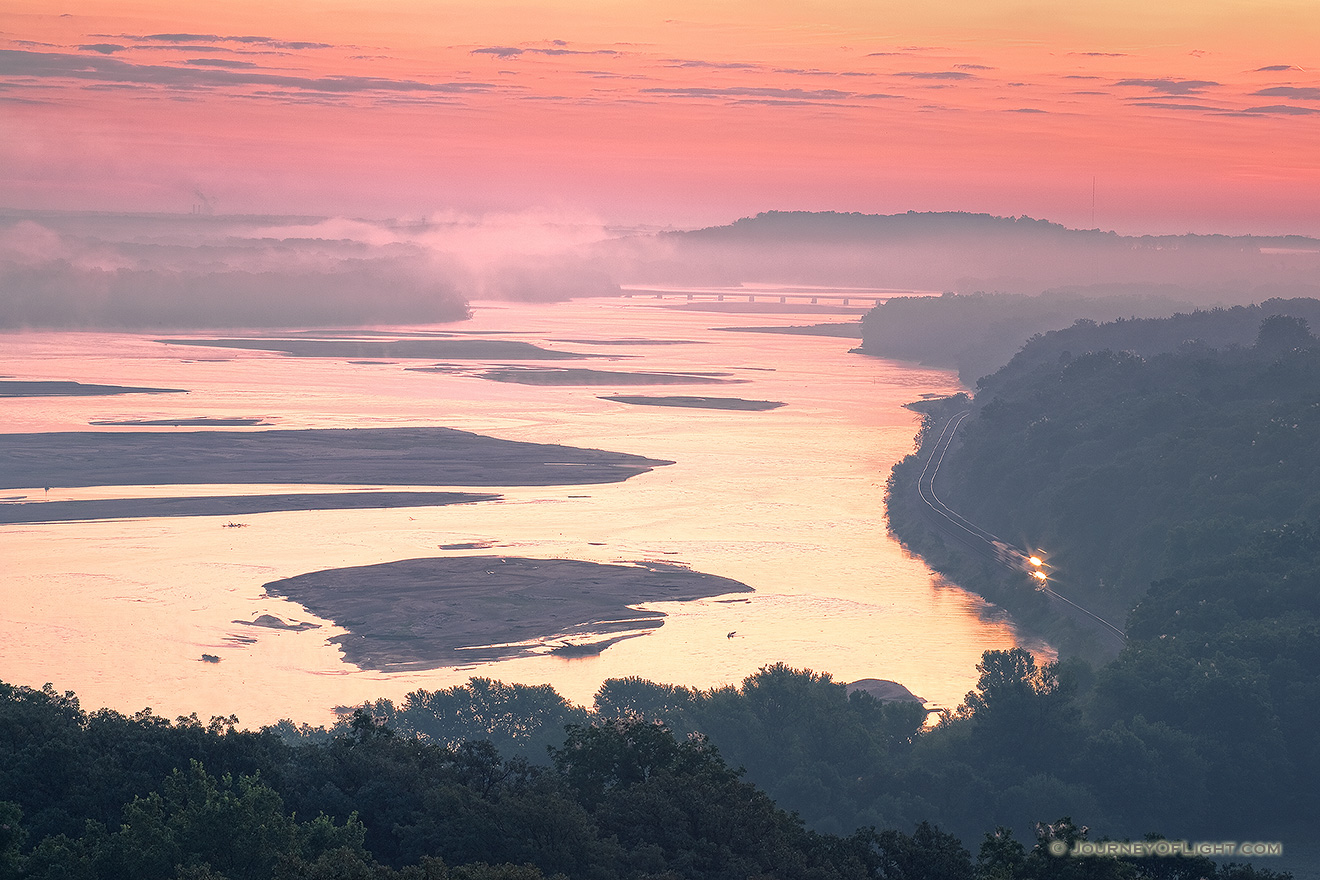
[0,297,1050,726]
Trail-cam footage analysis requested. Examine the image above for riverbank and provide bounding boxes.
[884,395,1114,661]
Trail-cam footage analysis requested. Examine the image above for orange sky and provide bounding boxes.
[2,0,1318,233]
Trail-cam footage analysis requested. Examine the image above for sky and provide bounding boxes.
[2,0,1319,235]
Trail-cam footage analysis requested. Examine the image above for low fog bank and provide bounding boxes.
[6,208,1318,330]
[601,211,1320,306]
[0,211,619,329]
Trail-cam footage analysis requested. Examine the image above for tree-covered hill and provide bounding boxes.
[605,210,1320,296]
[875,308,1320,873]
[855,288,1200,384]
[892,308,1320,623]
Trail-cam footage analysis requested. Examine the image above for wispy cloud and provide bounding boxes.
[126,33,337,50]
[1114,78,1218,95]
[1132,101,1227,112]
[129,44,246,54]
[533,48,620,57]
[642,86,852,101]
[1239,104,1320,115]
[576,69,649,80]
[894,71,975,81]
[77,44,125,54]
[662,58,762,70]
[1253,86,1320,100]
[1255,64,1296,72]
[0,49,496,99]
[183,58,260,69]
[470,46,620,58]
[773,67,873,78]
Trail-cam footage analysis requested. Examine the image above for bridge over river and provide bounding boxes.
[619,285,935,307]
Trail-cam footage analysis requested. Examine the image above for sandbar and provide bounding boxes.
[0,427,672,491]
[549,338,704,346]
[410,366,744,386]
[158,338,588,360]
[260,556,754,670]
[0,490,496,524]
[600,395,784,411]
[89,417,270,427]
[234,614,321,632]
[0,380,186,397]
[714,323,863,339]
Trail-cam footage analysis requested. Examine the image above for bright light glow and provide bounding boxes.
[1032,570,1049,581]
[1028,556,1043,567]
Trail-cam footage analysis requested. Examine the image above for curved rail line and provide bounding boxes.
[915,410,1126,645]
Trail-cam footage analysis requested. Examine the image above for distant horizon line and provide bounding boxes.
[3,205,1320,243]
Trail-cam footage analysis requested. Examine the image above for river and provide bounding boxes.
[0,293,1049,726]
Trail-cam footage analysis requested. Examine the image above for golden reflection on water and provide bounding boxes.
[0,297,1051,726]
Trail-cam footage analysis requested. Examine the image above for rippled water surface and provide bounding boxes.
[0,295,1050,725]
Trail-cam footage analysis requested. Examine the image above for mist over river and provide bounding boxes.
[0,294,1049,726]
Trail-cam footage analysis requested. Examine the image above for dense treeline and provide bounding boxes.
[857,289,1198,384]
[0,679,926,880]
[0,669,1295,879]
[900,308,1320,620]
[859,295,1320,386]
[877,308,1320,870]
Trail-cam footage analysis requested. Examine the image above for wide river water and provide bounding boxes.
[0,293,1049,726]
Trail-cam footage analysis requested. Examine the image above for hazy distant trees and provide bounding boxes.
[881,308,1320,852]
[0,259,470,329]
[857,290,1197,383]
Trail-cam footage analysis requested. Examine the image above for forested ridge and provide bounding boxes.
[858,295,1320,386]
[880,306,1320,873]
[888,306,1320,621]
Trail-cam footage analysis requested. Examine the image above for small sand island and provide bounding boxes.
[600,395,785,411]
[159,337,589,360]
[0,379,186,397]
[233,613,321,632]
[549,338,704,346]
[714,323,862,339]
[89,417,270,427]
[409,365,745,386]
[0,427,671,491]
[261,556,754,670]
[0,491,496,525]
